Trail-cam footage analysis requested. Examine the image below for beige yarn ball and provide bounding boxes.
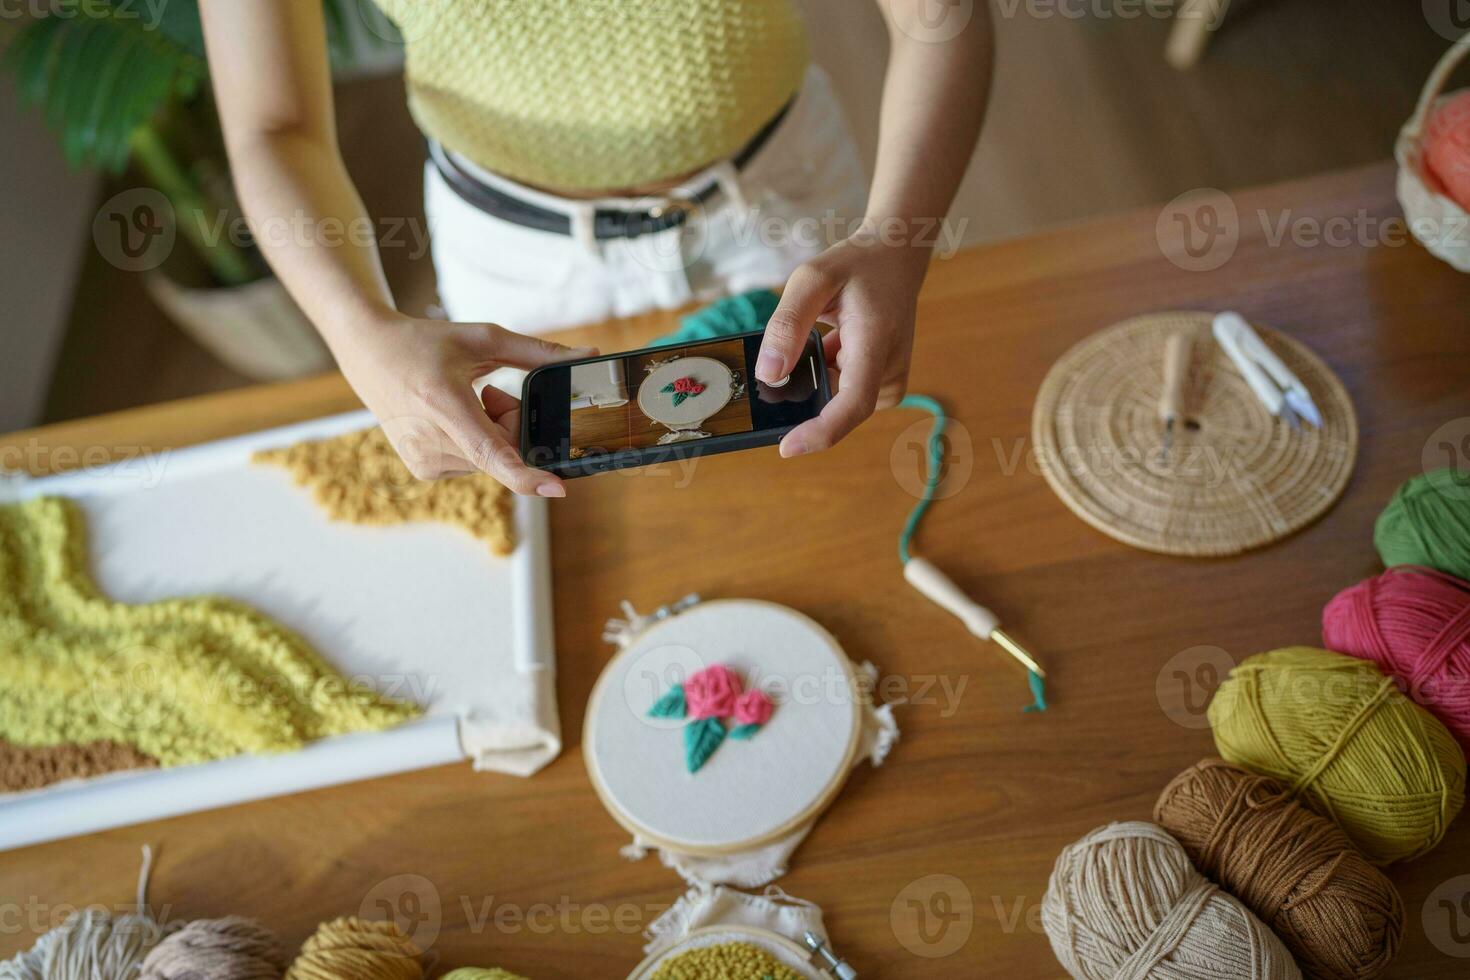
[1041,821,1301,980]
[140,916,288,980]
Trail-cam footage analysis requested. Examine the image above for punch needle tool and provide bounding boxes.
[1212,312,1322,429]
[897,395,1047,711]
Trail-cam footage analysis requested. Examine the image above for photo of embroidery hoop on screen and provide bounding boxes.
[521,329,829,478]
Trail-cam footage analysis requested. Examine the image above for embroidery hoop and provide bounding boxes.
[584,600,862,858]
[627,925,821,979]
[637,356,738,442]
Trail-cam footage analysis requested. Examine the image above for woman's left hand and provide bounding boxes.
[755,233,930,457]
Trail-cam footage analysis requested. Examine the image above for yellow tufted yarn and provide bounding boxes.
[0,497,420,768]
[1208,646,1466,864]
[1041,821,1300,980]
[284,918,423,980]
[368,0,808,189]
[440,970,529,980]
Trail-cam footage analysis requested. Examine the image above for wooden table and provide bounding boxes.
[3,162,1468,977]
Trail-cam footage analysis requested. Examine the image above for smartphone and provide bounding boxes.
[520,328,829,478]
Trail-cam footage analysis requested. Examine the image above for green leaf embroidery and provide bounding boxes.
[673,392,689,407]
[684,717,725,773]
[728,723,761,740]
[647,684,687,719]
[661,382,676,393]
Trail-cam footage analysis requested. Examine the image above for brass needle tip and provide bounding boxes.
[990,628,1046,678]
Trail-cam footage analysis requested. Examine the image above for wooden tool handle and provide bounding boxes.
[1158,332,1192,423]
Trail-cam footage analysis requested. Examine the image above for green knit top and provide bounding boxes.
[370,0,809,190]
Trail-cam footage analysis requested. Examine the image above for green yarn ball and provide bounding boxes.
[1375,469,1470,580]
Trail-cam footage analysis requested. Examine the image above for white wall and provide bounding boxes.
[0,74,96,431]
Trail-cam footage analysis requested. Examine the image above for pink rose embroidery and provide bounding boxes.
[733,689,773,727]
[684,665,740,720]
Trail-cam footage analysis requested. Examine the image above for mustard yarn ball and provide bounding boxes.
[1208,646,1466,864]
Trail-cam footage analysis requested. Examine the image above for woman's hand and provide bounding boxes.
[333,313,594,496]
[755,234,930,457]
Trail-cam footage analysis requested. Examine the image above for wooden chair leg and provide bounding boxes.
[1166,0,1233,70]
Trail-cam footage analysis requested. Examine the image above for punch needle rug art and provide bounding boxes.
[0,496,420,792]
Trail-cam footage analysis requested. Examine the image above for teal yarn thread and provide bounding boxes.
[898,396,1046,713]
[654,288,780,346]
[1376,468,1470,580]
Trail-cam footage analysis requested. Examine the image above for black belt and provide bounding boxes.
[429,99,792,240]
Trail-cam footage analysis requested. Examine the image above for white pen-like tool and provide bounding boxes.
[903,557,1045,677]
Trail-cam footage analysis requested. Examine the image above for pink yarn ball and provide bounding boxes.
[1323,565,1470,753]
[685,665,741,720]
[1425,90,1470,210]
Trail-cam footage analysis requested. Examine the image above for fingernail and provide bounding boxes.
[537,483,566,498]
[755,351,785,383]
[780,439,808,459]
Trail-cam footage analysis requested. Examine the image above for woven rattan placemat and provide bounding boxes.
[1032,312,1357,557]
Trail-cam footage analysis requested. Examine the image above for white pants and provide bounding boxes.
[425,67,868,333]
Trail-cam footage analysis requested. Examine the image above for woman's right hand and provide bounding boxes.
[333,312,594,497]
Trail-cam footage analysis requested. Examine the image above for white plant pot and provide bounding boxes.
[143,271,334,380]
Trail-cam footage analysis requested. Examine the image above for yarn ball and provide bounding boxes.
[1323,565,1470,754]
[0,909,176,980]
[1154,758,1403,980]
[1425,90,1470,210]
[1374,469,1470,582]
[1041,821,1299,979]
[140,916,288,980]
[284,917,423,980]
[1208,646,1466,864]
[440,971,529,980]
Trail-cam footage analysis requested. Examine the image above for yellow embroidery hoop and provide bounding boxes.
[627,925,821,979]
[583,599,862,858]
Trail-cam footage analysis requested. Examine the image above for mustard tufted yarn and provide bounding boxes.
[0,497,420,768]
[1208,646,1466,864]
[368,0,808,189]
[254,427,514,556]
[284,917,423,980]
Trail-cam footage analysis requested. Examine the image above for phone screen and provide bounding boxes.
[522,330,826,474]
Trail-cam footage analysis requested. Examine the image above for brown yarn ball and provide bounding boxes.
[284,917,423,980]
[1154,759,1404,980]
[140,916,288,980]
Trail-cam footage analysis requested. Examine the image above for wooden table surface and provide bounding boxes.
[4,162,1468,977]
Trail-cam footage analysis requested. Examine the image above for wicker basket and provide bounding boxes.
[1396,34,1470,273]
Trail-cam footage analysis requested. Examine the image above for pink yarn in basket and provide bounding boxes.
[1425,90,1470,209]
[1323,565,1470,754]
